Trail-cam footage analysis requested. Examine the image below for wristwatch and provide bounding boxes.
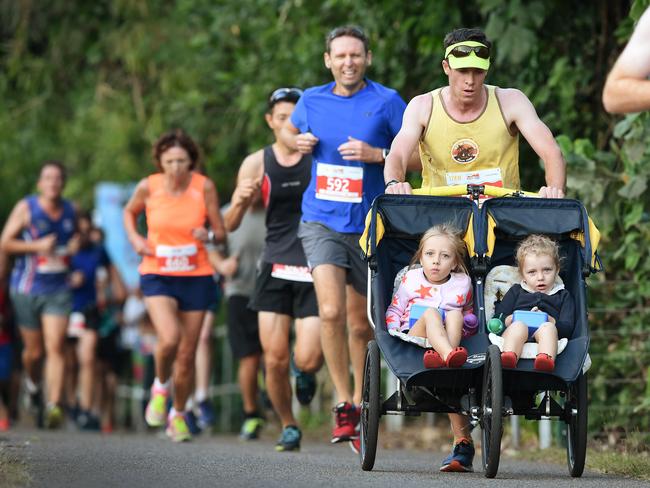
[381,148,389,161]
[385,179,400,189]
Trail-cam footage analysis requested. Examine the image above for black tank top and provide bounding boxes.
[260,146,312,266]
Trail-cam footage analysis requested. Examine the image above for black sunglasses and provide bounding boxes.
[268,87,303,106]
[447,45,490,60]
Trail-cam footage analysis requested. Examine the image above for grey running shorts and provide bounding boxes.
[297,220,367,295]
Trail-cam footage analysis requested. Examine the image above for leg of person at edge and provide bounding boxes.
[211,204,267,442]
[0,161,80,429]
[383,27,567,472]
[280,25,414,453]
[123,129,227,442]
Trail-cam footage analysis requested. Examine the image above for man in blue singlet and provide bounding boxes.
[280,25,407,451]
[0,160,78,429]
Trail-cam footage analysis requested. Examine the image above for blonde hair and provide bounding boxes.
[515,234,561,273]
[411,223,469,274]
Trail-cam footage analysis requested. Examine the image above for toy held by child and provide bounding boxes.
[386,224,473,369]
[495,234,575,372]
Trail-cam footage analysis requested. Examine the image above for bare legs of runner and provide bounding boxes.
[258,313,322,428]
[144,296,205,412]
[312,264,371,406]
[238,353,261,415]
[78,329,98,413]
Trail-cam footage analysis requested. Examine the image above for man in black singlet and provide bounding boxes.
[224,88,322,452]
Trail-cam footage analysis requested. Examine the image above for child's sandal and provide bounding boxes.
[423,349,445,369]
[445,346,468,368]
[534,353,555,372]
[501,351,518,369]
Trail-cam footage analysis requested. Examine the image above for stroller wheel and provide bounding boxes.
[360,340,381,471]
[566,372,587,477]
[481,344,503,478]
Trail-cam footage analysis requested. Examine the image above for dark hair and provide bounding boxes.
[267,87,303,112]
[76,208,92,222]
[443,28,492,50]
[152,129,201,171]
[326,25,369,53]
[39,160,67,182]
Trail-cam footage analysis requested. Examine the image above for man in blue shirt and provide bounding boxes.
[281,25,406,451]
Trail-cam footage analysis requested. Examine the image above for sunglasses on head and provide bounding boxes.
[447,45,490,60]
[268,87,303,106]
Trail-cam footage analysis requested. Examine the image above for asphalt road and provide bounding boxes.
[1,428,648,488]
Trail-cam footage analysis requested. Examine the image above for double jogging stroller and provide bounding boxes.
[359,184,601,478]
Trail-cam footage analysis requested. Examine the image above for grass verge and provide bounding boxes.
[514,446,650,481]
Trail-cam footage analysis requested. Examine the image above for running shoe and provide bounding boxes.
[239,416,265,440]
[184,410,202,435]
[291,355,317,406]
[275,425,301,452]
[0,418,9,431]
[166,413,192,442]
[331,402,359,443]
[76,409,101,431]
[197,399,216,429]
[145,387,169,427]
[44,404,64,429]
[439,438,475,472]
[349,437,360,455]
[295,371,317,406]
[27,389,44,428]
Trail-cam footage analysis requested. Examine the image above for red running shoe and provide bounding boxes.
[423,349,445,368]
[501,351,518,369]
[331,402,359,443]
[445,347,468,368]
[534,353,555,372]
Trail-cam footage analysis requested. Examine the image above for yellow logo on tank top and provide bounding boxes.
[451,138,479,164]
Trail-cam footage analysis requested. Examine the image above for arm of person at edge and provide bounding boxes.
[0,199,58,255]
[223,150,263,232]
[122,179,154,256]
[281,118,397,164]
[603,8,650,114]
[498,88,566,198]
[384,93,431,194]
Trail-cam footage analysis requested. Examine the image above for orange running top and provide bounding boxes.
[139,172,212,276]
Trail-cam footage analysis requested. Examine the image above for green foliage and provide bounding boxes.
[562,110,650,444]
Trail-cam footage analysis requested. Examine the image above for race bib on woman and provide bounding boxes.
[156,244,198,273]
[315,162,363,203]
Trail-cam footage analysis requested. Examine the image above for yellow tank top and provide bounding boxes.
[419,85,520,189]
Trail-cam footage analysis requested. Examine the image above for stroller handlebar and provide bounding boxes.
[412,184,538,198]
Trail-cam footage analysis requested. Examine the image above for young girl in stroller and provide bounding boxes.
[385,224,474,369]
[495,234,575,372]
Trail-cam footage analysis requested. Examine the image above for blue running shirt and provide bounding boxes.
[291,79,406,233]
[71,243,110,311]
[10,196,76,295]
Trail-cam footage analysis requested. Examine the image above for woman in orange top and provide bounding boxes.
[123,129,226,442]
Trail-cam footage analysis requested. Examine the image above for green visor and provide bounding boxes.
[445,41,490,71]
